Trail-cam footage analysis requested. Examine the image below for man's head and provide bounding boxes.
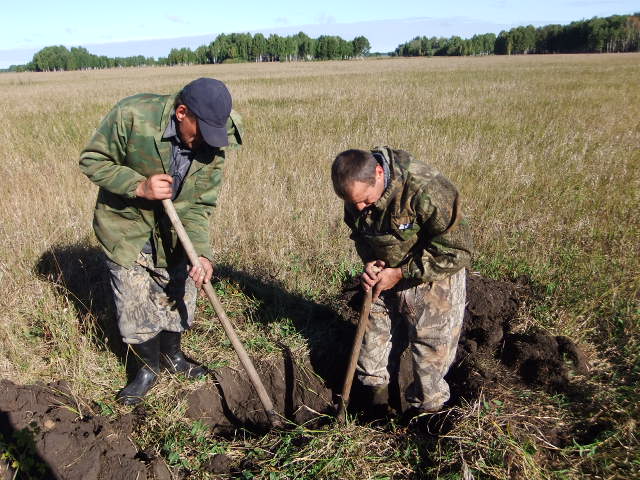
[331,149,385,211]
[175,78,232,149]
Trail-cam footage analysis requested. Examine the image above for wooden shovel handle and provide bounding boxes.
[337,287,373,423]
[162,199,281,428]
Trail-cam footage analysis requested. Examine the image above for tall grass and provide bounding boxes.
[0,54,638,478]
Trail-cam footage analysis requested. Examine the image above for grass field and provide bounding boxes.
[0,54,638,478]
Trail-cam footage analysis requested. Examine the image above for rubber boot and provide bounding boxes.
[116,336,160,405]
[364,384,393,420]
[159,331,207,378]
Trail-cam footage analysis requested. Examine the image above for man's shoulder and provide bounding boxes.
[108,94,175,136]
[375,147,439,183]
[383,148,460,210]
[114,93,173,119]
[116,93,170,106]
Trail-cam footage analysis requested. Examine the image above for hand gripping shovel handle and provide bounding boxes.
[162,199,281,428]
[336,287,373,423]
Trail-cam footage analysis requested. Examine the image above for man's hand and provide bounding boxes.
[372,267,402,301]
[135,174,173,200]
[361,260,403,301]
[361,260,385,291]
[189,257,213,289]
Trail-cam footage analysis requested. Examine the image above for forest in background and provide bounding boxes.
[4,13,639,73]
[5,32,371,72]
[395,13,640,56]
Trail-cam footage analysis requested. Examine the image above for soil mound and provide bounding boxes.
[0,380,162,480]
[454,274,588,396]
[339,273,588,412]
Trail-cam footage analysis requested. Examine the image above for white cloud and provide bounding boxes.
[167,15,188,24]
[315,13,336,24]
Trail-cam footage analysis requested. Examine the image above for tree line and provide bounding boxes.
[6,32,371,72]
[9,46,157,72]
[167,32,371,64]
[394,14,640,57]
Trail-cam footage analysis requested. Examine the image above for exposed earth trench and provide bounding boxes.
[0,274,590,479]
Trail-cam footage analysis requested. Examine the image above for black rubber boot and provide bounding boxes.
[116,336,160,406]
[159,331,207,378]
[364,384,393,420]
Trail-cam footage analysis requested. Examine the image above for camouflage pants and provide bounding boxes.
[357,268,466,411]
[105,252,197,344]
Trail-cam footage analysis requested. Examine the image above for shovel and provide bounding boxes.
[162,199,281,428]
[336,287,373,423]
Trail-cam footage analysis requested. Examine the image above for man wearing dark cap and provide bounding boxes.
[79,78,243,405]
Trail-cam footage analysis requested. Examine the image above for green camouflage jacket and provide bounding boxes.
[344,146,473,284]
[79,93,243,268]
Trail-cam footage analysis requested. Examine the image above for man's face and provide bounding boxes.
[176,104,204,149]
[343,164,385,211]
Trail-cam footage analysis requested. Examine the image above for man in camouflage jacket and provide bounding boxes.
[331,146,473,415]
[80,78,242,405]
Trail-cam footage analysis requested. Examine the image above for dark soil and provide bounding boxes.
[0,380,167,480]
[453,273,588,398]
[339,273,589,413]
[185,351,334,432]
[1,272,589,479]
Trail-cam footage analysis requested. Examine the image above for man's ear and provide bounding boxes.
[175,104,188,121]
[375,164,384,179]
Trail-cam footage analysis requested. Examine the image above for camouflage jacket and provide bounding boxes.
[344,147,473,284]
[79,93,243,268]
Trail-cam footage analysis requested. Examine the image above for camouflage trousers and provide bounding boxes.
[105,252,197,344]
[357,268,466,411]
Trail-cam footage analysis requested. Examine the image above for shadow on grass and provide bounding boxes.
[214,265,354,391]
[33,245,416,417]
[210,265,409,412]
[34,241,126,363]
[31,244,381,416]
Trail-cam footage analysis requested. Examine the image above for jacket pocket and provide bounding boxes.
[391,214,418,241]
[193,163,223,206]
[97,189,141,220]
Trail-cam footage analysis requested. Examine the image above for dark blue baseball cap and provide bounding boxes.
[180,78,232,147]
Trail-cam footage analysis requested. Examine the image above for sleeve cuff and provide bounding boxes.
[123,173,147,198]
[401,261,416,280]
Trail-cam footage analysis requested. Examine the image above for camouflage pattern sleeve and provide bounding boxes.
[181,206,215,260]
[79,103,146,198]
[351,234,376,264]
[401,185,474,283]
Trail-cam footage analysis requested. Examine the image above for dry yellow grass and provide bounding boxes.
[0,54,638,478]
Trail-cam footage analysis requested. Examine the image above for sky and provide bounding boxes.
[1,0,637,68]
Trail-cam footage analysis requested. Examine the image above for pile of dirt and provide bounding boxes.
[0,380,168,480]
[453,274,588,397]
[186,273,589,428]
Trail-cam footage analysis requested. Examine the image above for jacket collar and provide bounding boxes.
[372,151,404,212]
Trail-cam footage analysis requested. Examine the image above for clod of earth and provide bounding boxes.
[0,274,589,478]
